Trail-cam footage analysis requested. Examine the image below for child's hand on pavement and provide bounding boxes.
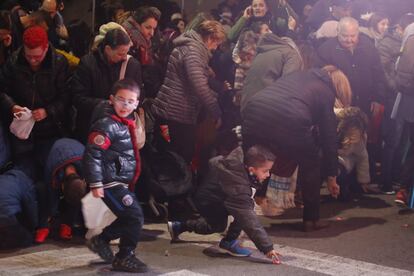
[92,187,104,198]
[266,249,282,264]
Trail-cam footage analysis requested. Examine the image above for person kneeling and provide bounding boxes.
[167,145,281,263]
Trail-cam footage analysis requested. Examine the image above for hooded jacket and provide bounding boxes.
[240,33,303,112]
[195,147,274,254]
[152,30,221,125]
[83,102,141,191]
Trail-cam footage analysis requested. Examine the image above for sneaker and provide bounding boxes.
[395,190,408,206]
[35,228,50,243]
[218,239,252,257]
[167,221,182,241]
[86,236,114,263]
[112,253,149,273]
[59,224,73,240]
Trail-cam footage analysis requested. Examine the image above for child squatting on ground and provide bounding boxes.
[83,79,147,273]
[167,145,282,264]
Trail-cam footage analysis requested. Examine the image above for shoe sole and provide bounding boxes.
[217,246,251,257]
[86,239,114,263]
[395,199,407,206]
[112,265,149,273]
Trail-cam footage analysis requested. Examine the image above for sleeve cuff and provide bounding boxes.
[89,182,103,189]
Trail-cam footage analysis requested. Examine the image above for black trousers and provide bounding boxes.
[183,200,242,242]
[100,185,144,254]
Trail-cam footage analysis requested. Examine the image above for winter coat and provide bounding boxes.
[0,169,37,249]
[70,47,142,142]
[152,30,222,125]
[377,31,402,94]
[195,146,274,254]
[0,45,70,139]
[240,33,303,112]
[0,169,37,229]
[317,34,387,113]
[394,23,414,122]
[242,68,338,177]
[83,102,141,191]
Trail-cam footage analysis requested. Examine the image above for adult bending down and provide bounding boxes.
[242,66,352,231]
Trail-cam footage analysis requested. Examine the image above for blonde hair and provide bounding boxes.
[197,20,226,43]
[323,65,352,108]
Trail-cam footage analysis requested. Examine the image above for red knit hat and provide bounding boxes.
[23,26,48,49]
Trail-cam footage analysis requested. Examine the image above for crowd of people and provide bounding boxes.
[1,0,414,273]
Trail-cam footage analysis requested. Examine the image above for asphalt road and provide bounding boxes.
[1,192,413,276]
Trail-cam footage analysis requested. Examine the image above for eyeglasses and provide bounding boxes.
[113,96,138,109]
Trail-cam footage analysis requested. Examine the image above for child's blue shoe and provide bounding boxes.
[218,239,252,257]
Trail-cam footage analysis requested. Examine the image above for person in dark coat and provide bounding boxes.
[0,26,70,243]
[152,20,225,164]
[0,169,38,249]
[70,28,142,143]
[317,16,387,115]
[241,66,352,231]
[167,145,281,263]
[392,21,414,206]
[377,14,414,193]
[84,79,147,273]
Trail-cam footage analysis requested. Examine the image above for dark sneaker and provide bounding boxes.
[167,221,182,241]
[218,239,252,257]
[86,236,114,263]
[112,253,148,273]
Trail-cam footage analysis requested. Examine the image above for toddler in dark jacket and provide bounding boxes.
[167,145,281,263]
[83,79,147,273]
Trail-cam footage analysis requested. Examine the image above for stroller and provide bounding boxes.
[134,101,193,222]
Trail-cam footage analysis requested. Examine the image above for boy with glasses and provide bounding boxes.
[83,78,148,273]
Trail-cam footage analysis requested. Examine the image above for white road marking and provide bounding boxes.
[0,224,413,276]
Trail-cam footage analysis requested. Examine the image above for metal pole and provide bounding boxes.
[181,0,184,15]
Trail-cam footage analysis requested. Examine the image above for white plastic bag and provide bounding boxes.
[81,192,116,239]
[9,107,35,140]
